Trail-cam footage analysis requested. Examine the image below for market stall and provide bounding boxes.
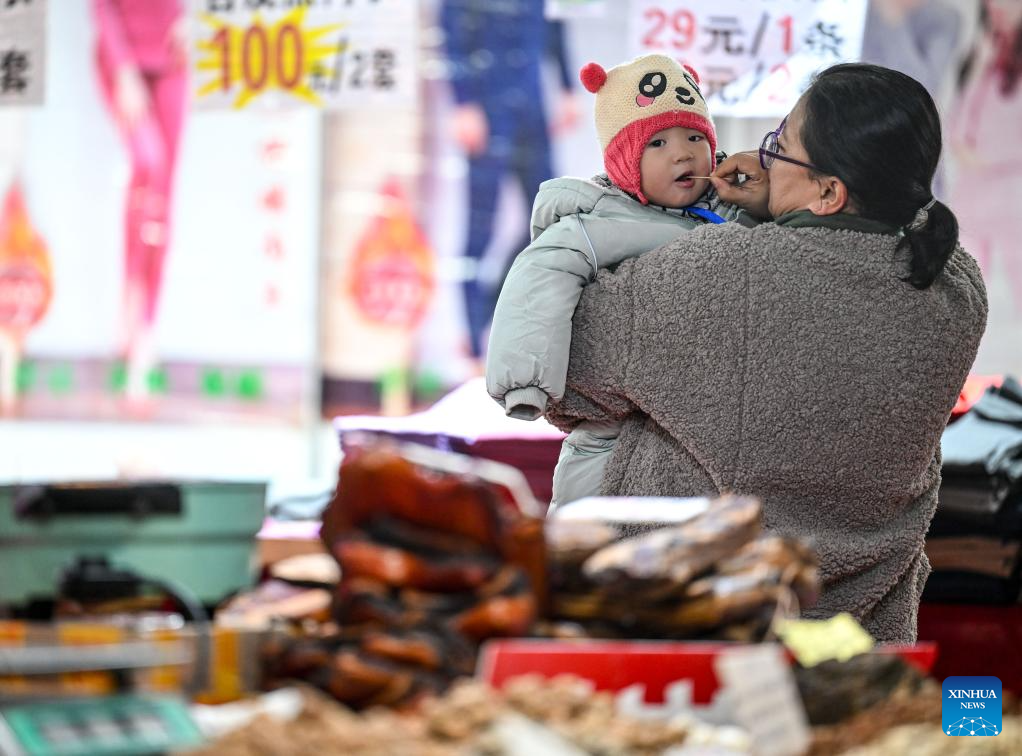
[4,432,1018,754]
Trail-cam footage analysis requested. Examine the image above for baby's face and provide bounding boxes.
[639,126,712,208]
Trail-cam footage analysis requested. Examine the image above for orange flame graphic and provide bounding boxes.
[0,182,53,335]
[349,179,435,330]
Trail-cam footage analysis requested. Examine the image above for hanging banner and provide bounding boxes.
[0,0,46,106]
[191,0,417,111]
[629,0,868,117]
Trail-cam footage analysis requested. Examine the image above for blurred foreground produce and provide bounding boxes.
[796,653,930,726]
[546,496,820,642]
[804,656,1022,754]
[262,443,544,708]
[187,675,743,756]
[192,660,1021,755]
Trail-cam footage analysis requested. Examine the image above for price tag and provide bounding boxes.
[773,612,875,668]
[715,644,810,756]
[191,0,416,111]
[629,0,868,117]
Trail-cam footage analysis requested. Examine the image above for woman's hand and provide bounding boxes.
[710,151,771,220]
[114,66,150,130]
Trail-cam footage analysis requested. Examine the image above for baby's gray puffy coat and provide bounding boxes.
[546,217,988,643]
[486,175,741,420]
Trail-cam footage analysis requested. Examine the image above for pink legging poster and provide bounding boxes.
[92,0,187,398]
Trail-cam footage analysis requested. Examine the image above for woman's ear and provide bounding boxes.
[810,175,851,216]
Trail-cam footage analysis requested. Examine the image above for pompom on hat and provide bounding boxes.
[581,54,717,204]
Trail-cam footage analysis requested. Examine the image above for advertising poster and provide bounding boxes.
[313,0,1019,416]
[946,0,1022,376]
[859,0,1022,376]
[0,1,320,422]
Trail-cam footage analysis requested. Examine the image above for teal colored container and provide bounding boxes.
[0,481,267,607]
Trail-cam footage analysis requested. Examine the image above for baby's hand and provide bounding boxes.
[710,151,771,220]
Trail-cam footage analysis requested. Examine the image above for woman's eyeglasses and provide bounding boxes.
[759,117,821,173]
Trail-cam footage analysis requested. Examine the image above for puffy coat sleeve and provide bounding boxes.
[485,211,686,420]
[485,215,597,420]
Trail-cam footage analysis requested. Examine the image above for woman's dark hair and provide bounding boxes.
[799,63,958,289]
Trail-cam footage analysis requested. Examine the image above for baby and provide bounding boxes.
[485,54,746,512]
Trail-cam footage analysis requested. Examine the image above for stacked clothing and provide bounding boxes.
[925,377,1022,603]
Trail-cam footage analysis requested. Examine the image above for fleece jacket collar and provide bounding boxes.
[774,209,900,236]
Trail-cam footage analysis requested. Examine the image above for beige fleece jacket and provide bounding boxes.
[546,214,988,643]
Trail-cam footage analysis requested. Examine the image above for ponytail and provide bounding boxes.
[899,199,959,289]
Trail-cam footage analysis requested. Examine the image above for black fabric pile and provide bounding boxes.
[924,376,1022,604]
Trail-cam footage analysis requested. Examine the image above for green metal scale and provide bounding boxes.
[0,481,267,608]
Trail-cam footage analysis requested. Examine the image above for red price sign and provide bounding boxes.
[193,2,415,111]
[641,7,697,51]
[209,22,305,94]
[631,0,866,116]
[352,256,432,328]
[196,10,340,108]
[0,263,50,333]
[349,181,435,331]
[639,6,795,56]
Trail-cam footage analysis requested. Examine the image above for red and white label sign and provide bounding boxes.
[630,0,868,117]
[0,263,50,332]
[352,255,432,328]
[349,180,434,331]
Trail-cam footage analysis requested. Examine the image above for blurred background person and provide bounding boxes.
[862,0,962,98]
[949,0,1022,312]
[860,0,963,197]
[439,0,580,363]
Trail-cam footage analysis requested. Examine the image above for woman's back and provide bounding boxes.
[550,217,987,642]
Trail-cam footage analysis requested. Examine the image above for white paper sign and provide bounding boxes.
[190,0,416,111]
[0,0,46,106]
[630,0,868,117]
[714,644,811,756]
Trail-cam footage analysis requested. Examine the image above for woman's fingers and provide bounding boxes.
[713,151,759,182]
[711,151,771,220]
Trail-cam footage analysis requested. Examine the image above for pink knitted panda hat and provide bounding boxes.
[580,54,717,205]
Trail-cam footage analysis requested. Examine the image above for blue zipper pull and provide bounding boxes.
[684,206,727,224]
